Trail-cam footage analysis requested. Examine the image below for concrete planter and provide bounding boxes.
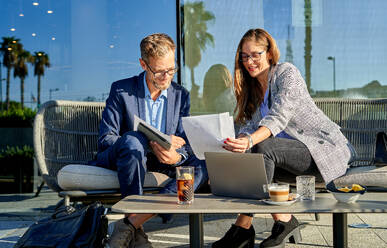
[0,157,34,193]
[0,127,34,193]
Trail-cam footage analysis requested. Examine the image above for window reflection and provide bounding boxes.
[181,0,387,115]
[1,0,387,109]
[181,1,215,113]
[0,0,176,107]
[202,64,235,115]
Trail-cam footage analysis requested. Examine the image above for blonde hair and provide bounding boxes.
[140,33,176,62]
[203,64,233,112]
[234,28,280,123]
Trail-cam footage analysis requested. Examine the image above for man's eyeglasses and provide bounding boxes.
[144,60,178,79]
[239,51,266,62]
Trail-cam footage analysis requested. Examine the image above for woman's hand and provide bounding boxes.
[223,137,250,153]
[223,127,272,153]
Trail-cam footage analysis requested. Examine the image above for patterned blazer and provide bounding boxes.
[239,62,352,183]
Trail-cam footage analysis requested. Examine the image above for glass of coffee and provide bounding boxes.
[263,183,290,202]
[176,166,194,204]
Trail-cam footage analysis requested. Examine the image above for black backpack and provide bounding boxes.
[15,202,108,248]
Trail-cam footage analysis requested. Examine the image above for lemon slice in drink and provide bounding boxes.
[182,173,193,180]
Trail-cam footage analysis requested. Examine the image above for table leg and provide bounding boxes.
[333,213,348,248]
[189,213,204,248]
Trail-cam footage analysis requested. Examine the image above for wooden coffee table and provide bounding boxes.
[112,193,387,248]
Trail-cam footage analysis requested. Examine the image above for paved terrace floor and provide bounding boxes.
[0,188,386,247]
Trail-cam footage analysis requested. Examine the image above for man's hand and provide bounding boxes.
[150,141,182,165]
[171,135,186,149]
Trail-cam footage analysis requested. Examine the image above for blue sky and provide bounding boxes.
[1,0,386,106]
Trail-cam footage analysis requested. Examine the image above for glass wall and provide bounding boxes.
[181,0,387,115]
[0,0,176,108]
[2,0,387,112]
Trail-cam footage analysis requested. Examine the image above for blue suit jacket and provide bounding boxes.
[98,71,191,162]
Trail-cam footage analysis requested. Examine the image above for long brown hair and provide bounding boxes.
[234,28,280,123]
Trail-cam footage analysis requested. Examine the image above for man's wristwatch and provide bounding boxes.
[246,134,254,149]
[172,153,184,167]
[176,154,183,164]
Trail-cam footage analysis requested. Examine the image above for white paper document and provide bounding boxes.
[182,113,235,160]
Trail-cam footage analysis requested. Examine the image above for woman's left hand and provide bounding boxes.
[223,137,250,153]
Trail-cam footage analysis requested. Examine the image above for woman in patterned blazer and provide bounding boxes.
[213,29,356,248]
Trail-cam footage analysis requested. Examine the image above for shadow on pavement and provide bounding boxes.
[0,195,33,202]
[143,214,265,233]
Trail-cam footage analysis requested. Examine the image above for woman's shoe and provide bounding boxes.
[259,215,302,248]
[212,224,255,248]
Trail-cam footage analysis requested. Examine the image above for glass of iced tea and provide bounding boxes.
[176,166,194,205]
[263,183,290,202]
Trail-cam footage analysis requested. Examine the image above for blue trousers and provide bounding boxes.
[95,131,208,197]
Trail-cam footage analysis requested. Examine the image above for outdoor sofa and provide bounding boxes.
[33,99,387,206]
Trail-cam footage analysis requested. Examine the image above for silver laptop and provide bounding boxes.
[204,152,269,199]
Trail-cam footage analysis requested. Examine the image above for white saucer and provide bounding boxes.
[262,198,297,206]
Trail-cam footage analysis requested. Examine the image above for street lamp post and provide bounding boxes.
[0,61,3,111]
[49,88,59,100]
[327,56,336,93]
[101,93,109,101]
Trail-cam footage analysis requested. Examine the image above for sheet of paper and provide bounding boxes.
[182,113,235,160]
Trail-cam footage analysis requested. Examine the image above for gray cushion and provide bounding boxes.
[333,165,387,188]
[57,164,172,191]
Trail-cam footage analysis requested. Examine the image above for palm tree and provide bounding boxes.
[14,48,32,109]
[0,36,20,110]
[31,51,50,107]
[182,1,215,112]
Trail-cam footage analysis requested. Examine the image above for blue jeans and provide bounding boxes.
[94,131,208,197]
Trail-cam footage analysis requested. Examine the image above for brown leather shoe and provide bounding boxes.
[135,226,153,248]
[108,218,135,248]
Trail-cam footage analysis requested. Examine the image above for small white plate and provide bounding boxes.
[262,198,297,206]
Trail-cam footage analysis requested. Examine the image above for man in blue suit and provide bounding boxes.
[96,33,207,247]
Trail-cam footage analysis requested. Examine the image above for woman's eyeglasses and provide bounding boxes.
[239,51,265,62]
